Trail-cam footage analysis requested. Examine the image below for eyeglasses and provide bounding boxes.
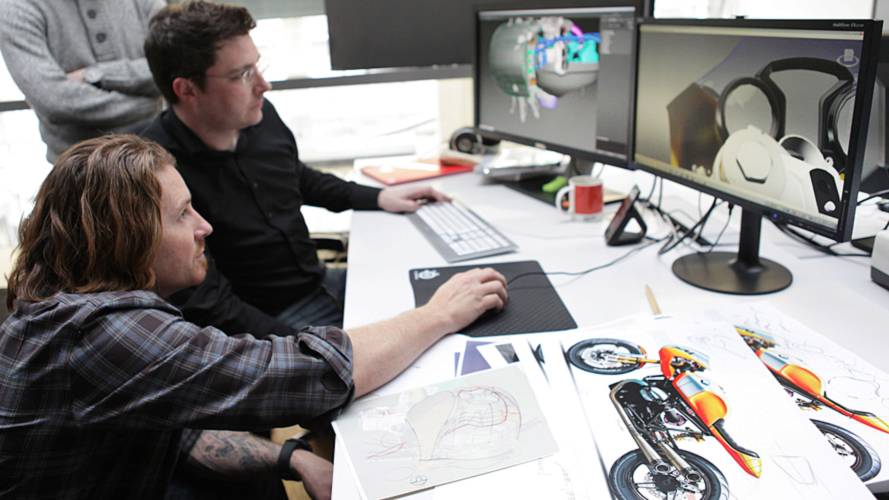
[205,61,269,86]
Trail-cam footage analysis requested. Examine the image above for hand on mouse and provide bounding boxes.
[378,185,451,213]
[423,267,508,333]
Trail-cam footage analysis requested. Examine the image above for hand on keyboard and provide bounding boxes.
[423,267,508,333]
[378,184,451,213]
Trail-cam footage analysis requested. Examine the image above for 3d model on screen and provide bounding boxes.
[736,325,886,481]
[489,16,600,122]
[567,339,761,499]
[666,41,860,219]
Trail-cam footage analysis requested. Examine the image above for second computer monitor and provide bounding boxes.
[475,5,639,166]
[633,19,880,241]
[631,19,880,294]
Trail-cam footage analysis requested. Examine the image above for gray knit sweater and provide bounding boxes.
[0,0,165,161]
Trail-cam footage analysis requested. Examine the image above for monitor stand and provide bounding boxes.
[671,208,792,295]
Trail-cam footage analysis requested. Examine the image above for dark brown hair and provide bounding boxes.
[6,135,173,308]
[144,0,256,104]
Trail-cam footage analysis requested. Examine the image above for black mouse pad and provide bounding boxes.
[409,260,577,337]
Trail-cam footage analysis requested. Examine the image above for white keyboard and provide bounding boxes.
[408,201,518,262]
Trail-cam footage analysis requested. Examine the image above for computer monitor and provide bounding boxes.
[475,4,641,175]
[326,0,650,70]
[860,37,889,196]
[632,18,881,295]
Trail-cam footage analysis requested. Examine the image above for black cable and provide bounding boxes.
[638,200,713,247]
[700,203,734,254]
[507,238,659,287]
[644,177,658,204]
[771,221,869,258]
[772,222,830,254]
[694,193,714,242]
[658,198,719,255]
[657,176,664,210]
[798,252,871,259]
[857,188,889,205]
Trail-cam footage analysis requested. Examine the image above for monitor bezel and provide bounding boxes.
[629,17,882,242]
[473,3,647,169]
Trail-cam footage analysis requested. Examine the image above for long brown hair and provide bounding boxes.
[6,135,173,309]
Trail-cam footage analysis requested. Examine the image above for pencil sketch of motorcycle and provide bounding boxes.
[737,325,886,481]
[567,339,761,500]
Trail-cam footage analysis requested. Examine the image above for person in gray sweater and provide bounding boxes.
[0,0,164,162]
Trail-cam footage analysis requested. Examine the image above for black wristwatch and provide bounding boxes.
[278,436,313,481]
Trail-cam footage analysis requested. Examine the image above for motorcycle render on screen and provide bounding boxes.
[567,340,760,500]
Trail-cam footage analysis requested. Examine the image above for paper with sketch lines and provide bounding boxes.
[333,363,557,499]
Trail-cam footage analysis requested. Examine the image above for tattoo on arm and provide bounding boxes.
[185,430,281,479]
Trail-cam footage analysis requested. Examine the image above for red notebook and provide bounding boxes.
[360,157,475,186]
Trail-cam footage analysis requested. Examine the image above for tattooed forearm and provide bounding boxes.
[185,430,281,479]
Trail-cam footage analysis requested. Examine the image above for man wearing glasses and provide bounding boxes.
[141,1,449,338]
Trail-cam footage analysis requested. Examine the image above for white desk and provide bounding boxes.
[333,168,889,499]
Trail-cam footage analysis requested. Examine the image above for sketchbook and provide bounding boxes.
[360,158,475,186]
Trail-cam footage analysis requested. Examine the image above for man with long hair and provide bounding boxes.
[0,135,506,499]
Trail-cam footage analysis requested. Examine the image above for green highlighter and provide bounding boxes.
[542,175,568,193]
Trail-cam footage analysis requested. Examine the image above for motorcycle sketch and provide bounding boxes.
[567,338,760,500]
[736,325,887,481]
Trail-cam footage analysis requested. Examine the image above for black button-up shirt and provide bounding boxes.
[141,100,381,336]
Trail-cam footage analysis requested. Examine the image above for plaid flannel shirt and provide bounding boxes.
[0,290,354,499]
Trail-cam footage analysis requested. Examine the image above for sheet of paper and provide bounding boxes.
[457,340,492,375]
[538,337,616,499]
[477,341,518,369]
[433,340,596,499]
[559,315,872,499]
[709,302,889,491]
[333,363,558,499]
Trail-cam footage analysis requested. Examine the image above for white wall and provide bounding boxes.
[655,0,874,19]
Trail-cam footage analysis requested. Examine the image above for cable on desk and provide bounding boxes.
[771,221,869,258]
[506,238,660,287]
[699,203,734,254]
[857,188,889,205]
[639,201,702,246]
[658,199,720,255]
[638,178,731,252]
[644,177,660,204]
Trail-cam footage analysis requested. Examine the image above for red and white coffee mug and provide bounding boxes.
[555,175,604,220]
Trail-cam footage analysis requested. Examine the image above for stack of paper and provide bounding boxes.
[335,304,888,498]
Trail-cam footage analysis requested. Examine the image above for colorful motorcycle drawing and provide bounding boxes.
[567,338,761,500]
[736,325,886,481]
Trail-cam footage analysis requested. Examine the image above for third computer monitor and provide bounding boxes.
[475,4,639,167]
[632,19,881,294]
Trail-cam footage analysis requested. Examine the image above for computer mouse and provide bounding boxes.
[475,304,506,324]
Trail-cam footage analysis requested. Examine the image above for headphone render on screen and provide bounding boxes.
[710,57,857,218]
